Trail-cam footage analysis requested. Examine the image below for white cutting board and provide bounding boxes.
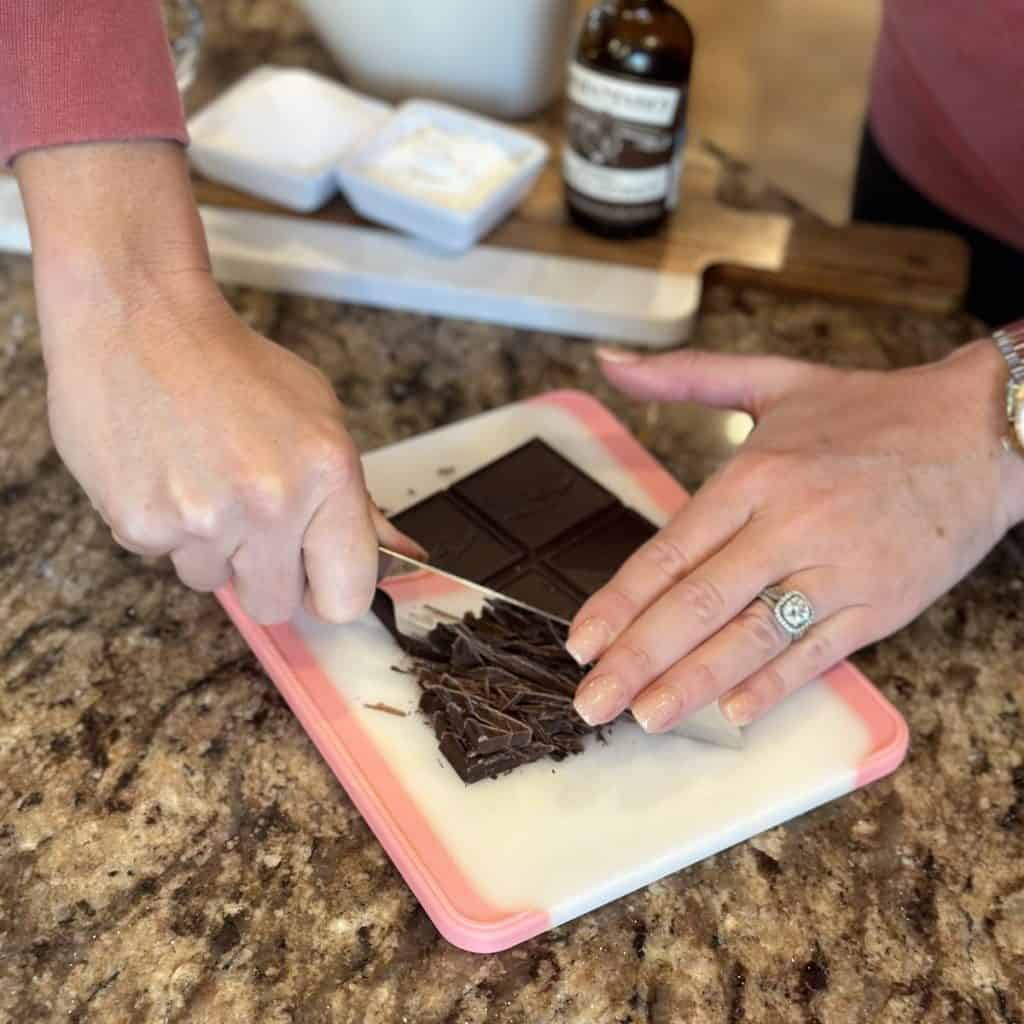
[0,175,725,346]
[217,392,908,953]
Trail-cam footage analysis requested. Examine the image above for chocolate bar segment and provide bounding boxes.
[546,507,659,597]
[390,491,522,581]
[452,439,618,550]
[485,563,585,621]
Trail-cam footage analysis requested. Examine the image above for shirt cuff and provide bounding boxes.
[0,0,189,167]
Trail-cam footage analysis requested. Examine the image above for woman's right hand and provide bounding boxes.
[46,288,423,625]
[16,140,422,625]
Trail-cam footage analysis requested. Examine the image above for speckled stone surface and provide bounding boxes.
[2,4,1024,1022]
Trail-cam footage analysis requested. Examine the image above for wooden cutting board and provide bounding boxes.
[191,99,969,318]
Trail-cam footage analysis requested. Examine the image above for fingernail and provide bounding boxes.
[392,530,428,561]
[574,674,628,726]
[596,346,643,364]
[633,688,684,734]
[565,617,612,666]
[721,693,757,727]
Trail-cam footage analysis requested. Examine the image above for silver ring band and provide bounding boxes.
[757,586,815,640]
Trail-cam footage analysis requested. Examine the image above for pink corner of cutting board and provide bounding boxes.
[213,584,549,954]
[528,389,688,518]
[824,661,909,787]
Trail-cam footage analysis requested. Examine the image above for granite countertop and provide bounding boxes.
[2,4,1024,1023]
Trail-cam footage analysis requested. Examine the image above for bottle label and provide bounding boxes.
[564,62,687,222]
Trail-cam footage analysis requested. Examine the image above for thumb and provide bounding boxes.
[596,346,818,416]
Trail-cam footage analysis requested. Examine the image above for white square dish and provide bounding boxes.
[336,99,549,252]
[187,65,392,212]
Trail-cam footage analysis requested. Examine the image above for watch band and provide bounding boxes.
[994,320,1024,457]
[994,320,1024,385]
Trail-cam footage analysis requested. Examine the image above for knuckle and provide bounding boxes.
[303,427,358,485]
[673,576,726,626]
[685,662,721,704]
[638,535,691,581]
[800,630,835,672]
[177,500,226,541]
[241,473,288,525]
[737,606,785,656]
[106,506,166,553]
[174,561,229,593]
[784,494,832,536]
[613,641,654,678]
[580,585,637,631]
[752,664,789,707]
[732,449,796,494]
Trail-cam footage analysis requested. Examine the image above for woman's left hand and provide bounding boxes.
[568,339,1024,732]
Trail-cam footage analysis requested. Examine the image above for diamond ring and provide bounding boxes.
[757,586,815,640]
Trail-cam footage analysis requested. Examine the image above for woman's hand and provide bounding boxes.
[15,141,421,624]
[569,341,1024,731]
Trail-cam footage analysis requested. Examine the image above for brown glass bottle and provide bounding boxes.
[563,0,694,239]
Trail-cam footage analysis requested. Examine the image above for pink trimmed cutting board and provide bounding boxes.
[217,391,908,953]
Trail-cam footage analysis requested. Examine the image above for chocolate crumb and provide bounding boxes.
[437,466,456,477]
[363,702,409,718]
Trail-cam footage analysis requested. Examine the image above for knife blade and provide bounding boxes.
[377,546,571,626]
[377,547,744,750]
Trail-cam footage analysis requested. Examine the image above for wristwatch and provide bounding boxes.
[994,320,1024,454]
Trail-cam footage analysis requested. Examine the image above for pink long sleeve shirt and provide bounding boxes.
[0,0,187,166]
[0,1,1022,252]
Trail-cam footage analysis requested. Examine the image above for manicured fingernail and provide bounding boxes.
[633,688,684,734]
[721,693,757,727]
[574,674,627,726]
[565,617,611,666]
[596,346,643,364]
[391,530,429,561]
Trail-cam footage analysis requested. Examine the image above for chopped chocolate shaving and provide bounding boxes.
[363,702,408,718]
[372,590,597,784]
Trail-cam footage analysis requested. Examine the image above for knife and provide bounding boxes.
[377,546,744,750]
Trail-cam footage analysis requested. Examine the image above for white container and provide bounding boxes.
[187,66,391,212]
[337,100,549,252]
[295,0,577,120]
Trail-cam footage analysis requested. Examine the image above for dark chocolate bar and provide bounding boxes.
[383,437,663,784]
